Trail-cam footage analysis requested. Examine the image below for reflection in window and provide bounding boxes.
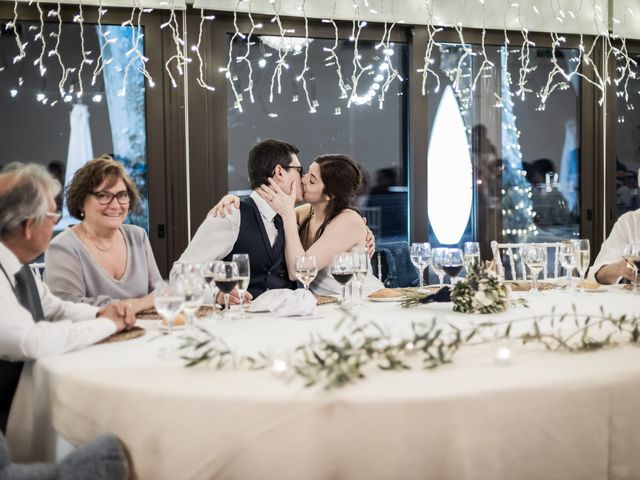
[226,34,408,243]
[615,54,640,218]
[425,43,581,250]
[0,20,149,231]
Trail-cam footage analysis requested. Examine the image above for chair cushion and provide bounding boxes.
[372,242,420,288]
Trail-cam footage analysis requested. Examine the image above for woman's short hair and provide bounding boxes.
[0,163,61,237]
[66,155,141,220]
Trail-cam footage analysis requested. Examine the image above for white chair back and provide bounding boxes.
[490,241,564,281]
[29,262,45,281]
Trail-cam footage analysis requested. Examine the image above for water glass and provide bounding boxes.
[154,279,186,349]
[176,272,205,332]
[623,243,640,293]
[295,255,318,291]
[331,253,353,304]
[232,254,251,319]
[522,244,547,294]
[570,239,590,293]
[351,247,370,306]
[463,242,481,273]
[410,242,431,289]
[213,261,239,320]
[558,242,576,290]
[431,247,447,287]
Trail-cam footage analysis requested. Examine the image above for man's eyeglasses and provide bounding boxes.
[91,190,131,205]
[43,211,62,225]
[284,166,304,175]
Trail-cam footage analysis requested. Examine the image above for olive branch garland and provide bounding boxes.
[179,305,640,390]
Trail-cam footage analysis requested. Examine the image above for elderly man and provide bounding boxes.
[589,208,640,284]
[0,163,135,458]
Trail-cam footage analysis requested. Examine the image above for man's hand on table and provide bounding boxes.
[98,301,137,332]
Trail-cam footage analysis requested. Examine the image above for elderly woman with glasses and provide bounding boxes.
[44,155,161,313]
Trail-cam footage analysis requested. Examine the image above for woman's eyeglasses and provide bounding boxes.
[91,190,130,205]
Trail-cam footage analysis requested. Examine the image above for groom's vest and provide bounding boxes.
[223,197,296,298]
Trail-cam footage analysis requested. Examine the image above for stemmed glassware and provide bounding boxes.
[295,255,318,291]
[463,242,481,272]
[232,254,251,319]
[154,279,186,350]
[350,247,370,306]
[558,242,576,290]
[442,248,464,285]
[410,242,431,289]
[201,261,217,305]
[176,272,205,333]
[213,261,239,320]
[570,239,590,293]
[431,248,447,287]
[623,243,640,293]
[522,244,547,294]
[331,253,353,304]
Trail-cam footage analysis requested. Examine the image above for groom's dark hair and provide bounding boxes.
[247,139,299,190]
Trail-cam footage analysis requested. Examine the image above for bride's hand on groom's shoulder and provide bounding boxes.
[208,194,240,218]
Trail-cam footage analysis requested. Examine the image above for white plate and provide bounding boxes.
[367,296,403,303]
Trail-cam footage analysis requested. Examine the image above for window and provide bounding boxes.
[225,33,409,243]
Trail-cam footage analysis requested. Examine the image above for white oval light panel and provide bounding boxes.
[427,85,473,245]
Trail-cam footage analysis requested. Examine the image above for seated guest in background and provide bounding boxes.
[588,208,640,284]
[171,139,303,302]
[214,155,383,296]
[0,163,134,452]
[44,156,161,313]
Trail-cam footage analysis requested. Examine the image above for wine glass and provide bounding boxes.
[351,247,370,306]
[410,242,431,289]
[176,272,205,333]
[570,239,590,293]
[154,280,186,350]
[442,248,464,286]
[232,254,250,319]
[431,247,447,287]
[295,255,318,291]
[331,253,353,304]
[558,242,576,290]
[463,242,481,273]
[201,261,217,305]
[213,261,239,320]
[623,243,640,293]
[522,244,547,294]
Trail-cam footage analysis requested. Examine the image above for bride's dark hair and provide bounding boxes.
[302,154,362,243]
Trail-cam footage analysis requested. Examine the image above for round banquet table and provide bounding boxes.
[31,286,640,480]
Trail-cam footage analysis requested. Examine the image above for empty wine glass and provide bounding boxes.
[295,255,318,291]
[176,272,205,332]
[351,247,370,307]
[201,261,217,305]
[431,248,447,287]
[213,261,239,320]
[558,242,576,290]
[570,239,590,293]
[154,280,186,350]
[463,242,481,273]
[331,253,353,304]
[410,242,431,289]
[442,248,464,285]
[522,244,547,294]
[623,243,640,293]
[232,254,250,319]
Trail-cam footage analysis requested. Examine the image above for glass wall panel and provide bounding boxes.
[0,19,149,231]
[615,53,640,217]
[425,42,581,253]
[226,34,409,243]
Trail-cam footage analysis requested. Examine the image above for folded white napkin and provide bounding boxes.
[248,289,317,316]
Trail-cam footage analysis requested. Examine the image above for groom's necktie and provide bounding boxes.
[0,265,44,433]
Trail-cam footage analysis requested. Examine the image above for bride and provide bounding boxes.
[214,154,383,297]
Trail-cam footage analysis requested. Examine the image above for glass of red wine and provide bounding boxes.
[331,253,353,304]
[442,248,464,286]
[213,261,239,320]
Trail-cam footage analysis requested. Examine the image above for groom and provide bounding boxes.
[171,139,303,303]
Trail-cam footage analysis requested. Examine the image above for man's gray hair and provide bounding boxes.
[0,162,61,238]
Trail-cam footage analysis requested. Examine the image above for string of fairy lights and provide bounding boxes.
[1,0,638,116]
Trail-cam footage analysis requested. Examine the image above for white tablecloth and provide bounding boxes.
[31,288,640,479]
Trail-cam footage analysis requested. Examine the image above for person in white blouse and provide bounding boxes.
[588,208,640,284]
[0,163,135,458]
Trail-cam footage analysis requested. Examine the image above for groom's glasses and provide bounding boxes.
[284,165,304,175]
